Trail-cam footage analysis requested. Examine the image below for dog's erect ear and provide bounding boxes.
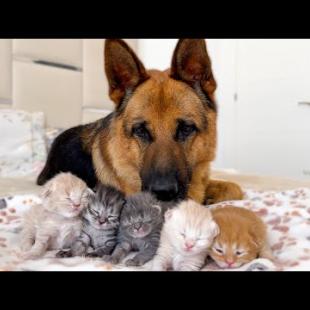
[170,39,217,101]
[104,39,149,106]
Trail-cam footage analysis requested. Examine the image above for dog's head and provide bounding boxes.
[104,39,217,202]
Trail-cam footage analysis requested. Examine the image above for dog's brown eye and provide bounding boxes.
[175,120,198,142]
[132,123,153,143]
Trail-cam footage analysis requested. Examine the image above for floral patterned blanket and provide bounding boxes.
[1,187,310,271]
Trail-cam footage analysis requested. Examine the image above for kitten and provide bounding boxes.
[104,192,163,266]
[152,200,219,271]
[56,185,125,258]
[209,206,274,269]
[20,172,90,260]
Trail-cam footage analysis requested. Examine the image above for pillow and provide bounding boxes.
[44,127,65,153]
[0,109,47,177]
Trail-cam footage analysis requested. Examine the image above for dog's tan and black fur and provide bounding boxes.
[38,39,243,204]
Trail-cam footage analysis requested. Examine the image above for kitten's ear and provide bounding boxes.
[164,209,174,221]
[121,198,127,208]
[40,180,53,199]
[248,231,261,248]
[86,188,96,199]
[249,238,259,248]
[211,221,220,238]
[152,204,162,215]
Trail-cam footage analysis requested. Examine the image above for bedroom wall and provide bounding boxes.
[0,39,309,180]
[138,39,310,181]
[0,39,12,105]
[0,39,137,128]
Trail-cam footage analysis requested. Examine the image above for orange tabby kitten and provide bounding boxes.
[210,206,273,269]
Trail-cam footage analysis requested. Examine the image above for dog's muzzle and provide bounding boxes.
[142,169,187,202]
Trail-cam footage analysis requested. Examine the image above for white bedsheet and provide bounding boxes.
[1,187,310,271]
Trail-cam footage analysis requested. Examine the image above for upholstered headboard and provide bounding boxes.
[0,39,138,128]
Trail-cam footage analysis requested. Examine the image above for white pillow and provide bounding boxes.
[44,127,65,153]
[0,109,47,177]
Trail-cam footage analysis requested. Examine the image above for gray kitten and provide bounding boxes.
[56,185,125,258]
[103,192,164,266]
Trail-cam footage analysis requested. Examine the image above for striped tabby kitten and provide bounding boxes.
[56,185,125,258]
[104,192,164,266]
[20,172,90,260]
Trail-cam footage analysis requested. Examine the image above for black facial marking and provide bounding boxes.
[193,82,217,112]
[141,167,189,202]
[115,88,134,117]
[175,119,198,143]
[131,122,153,143]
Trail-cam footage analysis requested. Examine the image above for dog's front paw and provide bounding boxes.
[205,180,244,205]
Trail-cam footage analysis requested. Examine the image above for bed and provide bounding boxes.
[0,109,310,271]
[0,168,310,271]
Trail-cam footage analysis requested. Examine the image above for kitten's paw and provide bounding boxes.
[86,252,99,258]
[151,263,168,271]
[56,250,72,258]
[102,255,120,265]
[246,263,270,271]
[19,242,33,252]
[101,255,111,262]
[19,251,41,260]
[125,258,144,267]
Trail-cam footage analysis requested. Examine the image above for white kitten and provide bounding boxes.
[19,172,91,260]
[152,200,219,271]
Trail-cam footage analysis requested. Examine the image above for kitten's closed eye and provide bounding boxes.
[235,250,246,256]
[89,208,99,216]
[213,247,223,254]
[197,236,206,241]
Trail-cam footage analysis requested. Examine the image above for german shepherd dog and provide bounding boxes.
[37,39,243,204]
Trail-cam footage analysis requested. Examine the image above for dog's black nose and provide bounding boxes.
[148,175,179,202]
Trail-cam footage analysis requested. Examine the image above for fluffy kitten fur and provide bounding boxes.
[20,173,90,259]
[210,206,274,269]
[56,185,125,258]
[104,192,163,266]
[152,200,219,271]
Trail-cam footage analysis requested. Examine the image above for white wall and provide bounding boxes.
[0,39,12,104]
[138,39,178,70]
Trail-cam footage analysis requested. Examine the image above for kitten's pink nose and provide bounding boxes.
[72,203,80,209]
[185,241,195,250]
[226,259,234,266]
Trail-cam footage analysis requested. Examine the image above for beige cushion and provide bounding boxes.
[0,40,12,102]
[13,60,82,128]
[0,109,46,177]
[82,108,112,124]
[83,39,138,110]
[13,39,83,68]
